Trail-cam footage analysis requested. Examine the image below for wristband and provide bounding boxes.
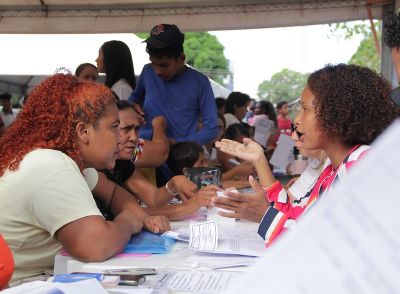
[165,181,179,196]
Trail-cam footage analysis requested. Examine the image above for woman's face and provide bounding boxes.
[80,102,121,169]
[96,48,105,73]
[77,66,98,83]
[118,108,141,160]
[254,102,264,115]
[234,104,248,121]
[295,86,324,151]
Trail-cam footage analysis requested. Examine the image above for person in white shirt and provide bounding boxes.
[0,92,17,129]
[96,40,136,100]
[223,91,250,129]
[0,74,168,284]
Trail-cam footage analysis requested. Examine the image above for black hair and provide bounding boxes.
[0,92,12,101]
[101,40,136,90]
[215,97,226,110]
[308,63,400,146]
[255,100,277,125]
[146,43,183,59]
[277,101,288,110]
[74,63,97,77]
[116,99,135,111]
[224,123,250,141]
[167,142,203,175]
[217,112,226,129]
[383,12,400,48]
[225,92,250,114]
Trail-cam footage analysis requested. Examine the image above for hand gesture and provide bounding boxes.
[194,185,221,209]
[132,103,145,125]
[212,176,269,223]
[215,138,265,164]
[143,215,170,234]
[169,175,197,202]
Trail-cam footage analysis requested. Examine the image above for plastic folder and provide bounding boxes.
[123,230,176,254]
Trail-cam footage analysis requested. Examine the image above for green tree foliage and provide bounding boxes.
[329,21,381,71]
[135,32,229,84]
[257,69,308,103]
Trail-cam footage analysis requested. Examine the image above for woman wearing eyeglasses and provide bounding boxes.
[213,64,400,246]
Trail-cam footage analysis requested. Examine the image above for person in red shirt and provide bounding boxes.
[276,101,292,139]
[0,234,14,289]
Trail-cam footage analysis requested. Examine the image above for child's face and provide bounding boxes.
[278,104,289,116]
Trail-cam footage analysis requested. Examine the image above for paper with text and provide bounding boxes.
[189,221,219,251]
[160,271,237,293]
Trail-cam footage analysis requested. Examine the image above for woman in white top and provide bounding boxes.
[223,91,250,129]
[96,40,136,100]
[0,74,168,284]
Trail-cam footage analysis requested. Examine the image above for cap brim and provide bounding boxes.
[143,36,170,49]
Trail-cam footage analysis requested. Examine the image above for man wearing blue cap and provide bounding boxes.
[129,24,218,147]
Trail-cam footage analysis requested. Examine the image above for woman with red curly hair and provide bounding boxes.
[0,74,145,285]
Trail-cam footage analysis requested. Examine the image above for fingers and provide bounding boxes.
[178,192,189,202]
[217,211,237,219]
[133,103,145,115]
[213,195,240,208]
[249,175,263,192]
[202,184,222,191]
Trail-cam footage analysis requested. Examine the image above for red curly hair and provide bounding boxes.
[0,74,115,177]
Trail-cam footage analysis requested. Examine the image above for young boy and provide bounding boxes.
[276,101,292,138]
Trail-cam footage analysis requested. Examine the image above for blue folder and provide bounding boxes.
[123,230,176,254]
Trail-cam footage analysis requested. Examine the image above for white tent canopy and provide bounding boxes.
[0,0,395,34]
[0,32,231,97]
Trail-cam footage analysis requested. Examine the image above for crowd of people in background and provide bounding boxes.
[1,11,400,290]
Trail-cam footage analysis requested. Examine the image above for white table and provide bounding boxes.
[54,219,261,275]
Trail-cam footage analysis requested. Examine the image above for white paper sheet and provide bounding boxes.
[188,221,265,257]
[269,134,295,169]
[207,190,237,223]
[184,253,257,269]
[2,279,107,294]
[228,119,400,293]
[189,221,219,251]
[158,271,238,293]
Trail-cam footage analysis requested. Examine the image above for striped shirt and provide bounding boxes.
[258,145,369,246]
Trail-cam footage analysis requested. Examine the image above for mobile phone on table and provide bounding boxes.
[104,268,157,276]
[118,274,146,286]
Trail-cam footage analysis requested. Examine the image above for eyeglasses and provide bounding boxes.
[390,86,400,107]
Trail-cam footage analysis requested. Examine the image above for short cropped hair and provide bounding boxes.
[167,142,203,175]
[0,92,12,101]
[224,123,251,141]
[225,92,250,114]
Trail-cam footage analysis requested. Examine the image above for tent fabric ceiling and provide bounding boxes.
[0,0,394,33]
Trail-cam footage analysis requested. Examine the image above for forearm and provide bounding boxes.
[144,202,199,221]
[110,185,148,221]
[136,126,169,168]
[221,166,243,181]
[58,213,142,262]
[101,212,142,257]
[254,156,276,187]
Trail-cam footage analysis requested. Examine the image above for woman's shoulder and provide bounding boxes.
[22,149,78,172]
